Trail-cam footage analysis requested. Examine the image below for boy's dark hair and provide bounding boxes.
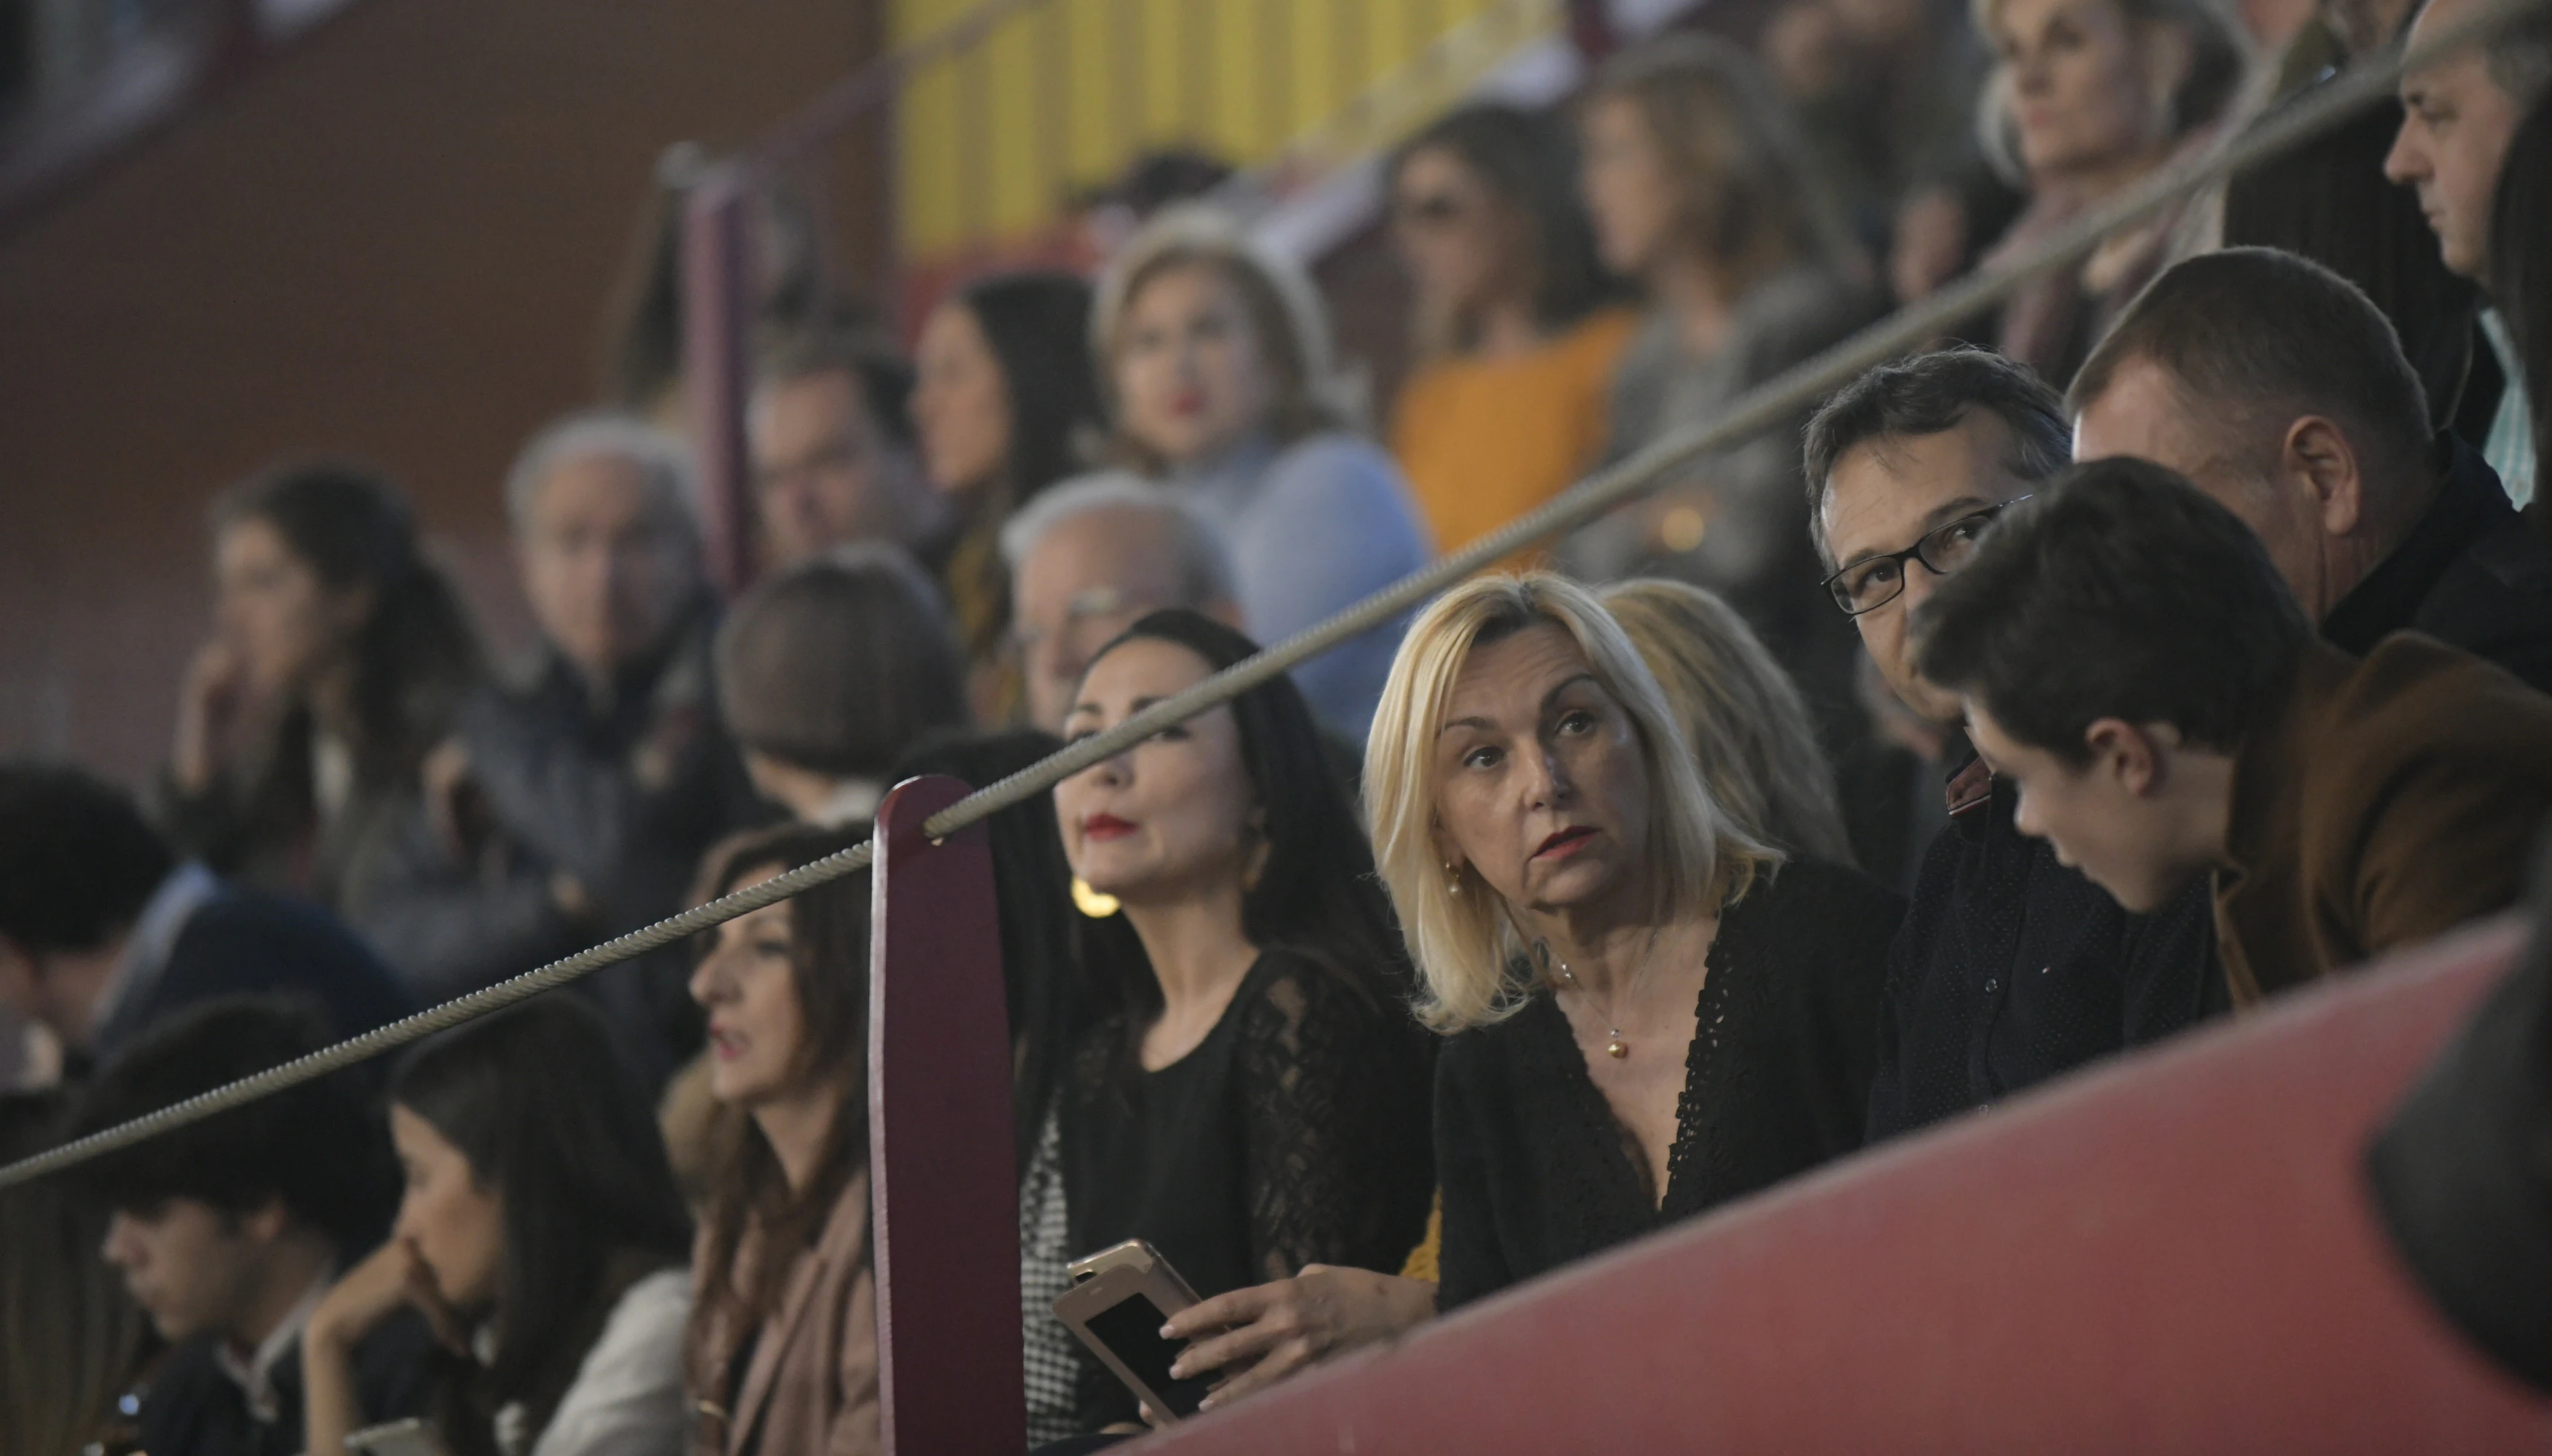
[1801,348,2071,559]
[69,997,394,1253]
[1913,458,2314,766]
[755,329,918,451]
[0,761,176,954]
[2071,250,2434,496]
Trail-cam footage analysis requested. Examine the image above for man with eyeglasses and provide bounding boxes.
[1803,348,2221,1142]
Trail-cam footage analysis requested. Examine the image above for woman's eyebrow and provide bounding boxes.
[1538,673,1601,712]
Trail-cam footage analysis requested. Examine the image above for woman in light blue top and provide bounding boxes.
[1093,206,1433,739]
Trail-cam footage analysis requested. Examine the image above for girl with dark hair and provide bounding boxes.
[164,463,483,916]
[911,272,1106,721]
[1051,609,1433,1428]
[683,822,882,1456]
[303,995,694,1456]
[1388,102,1638,556]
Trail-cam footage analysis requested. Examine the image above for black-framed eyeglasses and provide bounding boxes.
[1821,498,2029,617]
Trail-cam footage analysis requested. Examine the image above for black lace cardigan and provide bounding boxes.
[1061,946,1434,1427]
[1434,858,1902,1310]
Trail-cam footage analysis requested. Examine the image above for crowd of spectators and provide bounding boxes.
[7,0,2552,1448]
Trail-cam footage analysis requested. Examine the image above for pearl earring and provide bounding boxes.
[1444,860,1463,896]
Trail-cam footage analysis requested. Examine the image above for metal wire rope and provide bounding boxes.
[4,0,2542,1194]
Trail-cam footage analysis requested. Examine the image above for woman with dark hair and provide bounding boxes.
[2490,92,2551,527]
[911,272,1106,720]
[1051,609,1433,1428]
[884,728,1089,1444]
[1386,102,1638,556]
[683,823,883,1456]
[163,463,482,916]
[302,996,694,1456]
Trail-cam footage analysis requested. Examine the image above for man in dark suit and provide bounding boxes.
[2071,248,2552,692]
[0,761,410,1071]
[71,999,433,1456]
[1916,459,2552,1004]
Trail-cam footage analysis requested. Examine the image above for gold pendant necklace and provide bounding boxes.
[1553,960,1628,1059]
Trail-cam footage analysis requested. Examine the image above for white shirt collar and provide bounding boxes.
[213,1269,332,1424]
[808,777,885,828]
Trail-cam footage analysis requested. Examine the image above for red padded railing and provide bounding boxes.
[1086,916,2551,1452]
[868,775,1024,1452]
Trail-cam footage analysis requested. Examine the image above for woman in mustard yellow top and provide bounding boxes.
[1387,104,1636,557]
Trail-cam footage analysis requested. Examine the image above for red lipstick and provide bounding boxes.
[1533,826,1598,860]
[1083,813,1139,841]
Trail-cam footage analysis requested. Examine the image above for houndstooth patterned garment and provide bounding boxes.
[1019,1106,1082,1444]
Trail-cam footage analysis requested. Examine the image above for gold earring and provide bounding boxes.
[1071,876,1121,918]
[1444,860,1463,897]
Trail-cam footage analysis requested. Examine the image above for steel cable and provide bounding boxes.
[4,0,2540,1193]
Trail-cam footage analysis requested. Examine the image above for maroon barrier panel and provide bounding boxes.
[868,775,1024,1452]
[680,171,758,597]
[1135,918,2552,1454]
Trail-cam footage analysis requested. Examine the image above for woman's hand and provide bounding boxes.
[308,1238,467,1357]
[304,1239,443,1456]
[1161,1267,1439,1411]
[171,639,250,793]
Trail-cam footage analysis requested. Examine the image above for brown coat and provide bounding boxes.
[2217,634,2552,1004]
[687,1169,881,1456]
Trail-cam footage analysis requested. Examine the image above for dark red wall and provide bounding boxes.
[0,0,887,783]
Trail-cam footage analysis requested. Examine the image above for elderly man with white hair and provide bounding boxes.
[1001,471,1242,733]
[363,415,763,1085]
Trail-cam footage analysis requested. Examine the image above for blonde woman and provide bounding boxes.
[1370,572,1898,1308]
[1973,0,2247,382]
[1092,206,1432,739]
[1599,577,1853,863]
[1153,574,1887,1397]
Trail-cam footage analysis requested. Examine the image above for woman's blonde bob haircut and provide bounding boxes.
[1089,204,1351,469]
[1364,572,1778,1033]
[1599,577,1852,865]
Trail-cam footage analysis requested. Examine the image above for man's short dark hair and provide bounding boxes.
[0,762,175,954]
[2071,249,2434,497]
[755,330,917,451]
[69,997,394,1253]
[1802,348,2071,560]
[1914,458,2314,766]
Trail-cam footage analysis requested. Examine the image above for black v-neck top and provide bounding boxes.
[1433,858,1902,1309]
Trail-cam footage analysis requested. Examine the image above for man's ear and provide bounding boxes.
[2082,716,2163,796]
[238,1196,294,1245]
[2282,415,2366,537]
